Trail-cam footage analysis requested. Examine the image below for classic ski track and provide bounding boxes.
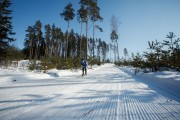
[31,83,99,119]
[55,81,107,119]
[0,84,65,119]
[16,83,91,120]
[132,76,180,120]
[0,78,91,119]
[125,73,180,120]
[0,65,180,120]
[25,78,104,120]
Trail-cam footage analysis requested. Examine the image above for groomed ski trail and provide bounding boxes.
[0,64,180,120]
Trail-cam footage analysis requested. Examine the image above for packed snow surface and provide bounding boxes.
[0,63,180,120]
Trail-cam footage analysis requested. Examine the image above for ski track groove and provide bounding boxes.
[132,75,179,120]
[104,85,113,120]
[80,83,107,120]
[130,83,154,120]
[133,78,180,120]
[132,79,168,120]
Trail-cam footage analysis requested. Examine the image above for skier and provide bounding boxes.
[81,58,87,76]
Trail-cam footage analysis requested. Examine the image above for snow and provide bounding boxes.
[121,67,180,101]
[0,62,180,120]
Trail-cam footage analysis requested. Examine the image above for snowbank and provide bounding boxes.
[0,60,102,85]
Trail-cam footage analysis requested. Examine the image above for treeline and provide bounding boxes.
[23,21,109,69]
[116,32,180,72]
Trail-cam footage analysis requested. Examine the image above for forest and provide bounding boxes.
[0,0,180,72]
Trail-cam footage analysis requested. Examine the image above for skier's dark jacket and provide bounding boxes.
[81,60,87,67]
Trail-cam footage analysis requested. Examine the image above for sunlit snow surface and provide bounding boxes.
[0,62,180,120]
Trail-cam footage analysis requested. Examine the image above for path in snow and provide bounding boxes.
[0,64,180,120]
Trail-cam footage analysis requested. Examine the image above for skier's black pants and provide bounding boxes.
[82,67,87,76]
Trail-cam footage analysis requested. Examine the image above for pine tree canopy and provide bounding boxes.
[60,3,75,22]
[0,0,15,61]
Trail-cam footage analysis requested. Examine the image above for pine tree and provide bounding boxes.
[60,3,75,58]
[153,39,162,68]
[110,15,120,62]
[101,41,108,62]
[123,48,128,61]
[24,26,35,59]
[133,52,143,74]
[90,0,103,59]
[34,20,43,59]
[144,41,157,72]
[50,24,56,57]
[163,32,180,68]
[110,30,118,61]
[75,33,81,57]
[68,29,77,57]
[79,0,91,58]
[96,38,101,61]
[44,24,51,57]
[55,27,63,57]
[0,0,15,62]
[79,0,104,60]
[77,5,87,58]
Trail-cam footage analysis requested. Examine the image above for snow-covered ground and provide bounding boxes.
[0,63,180,120]
[121,67,180,101]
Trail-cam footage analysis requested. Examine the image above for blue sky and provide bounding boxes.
[11,0,180,57]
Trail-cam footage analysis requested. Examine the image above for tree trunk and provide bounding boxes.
[30,40,32,60]
[93,21,95,58]
[86,20,88,59]
[50,44,53,57]
[59,43,61,57]
[114,41,116,62]
[80,21,82,58]
[110,45,111,62]
[36,41,38,60]
[45,44,48,57]
[66,21,69,58]
[92,21,95,66]
[116,42,119,61]
[56,41,59,57]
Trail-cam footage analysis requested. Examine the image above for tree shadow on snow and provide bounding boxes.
[0,94,62,112]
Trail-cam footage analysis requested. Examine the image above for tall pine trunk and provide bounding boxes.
[66,21,69,58]
[29,47,31,60]
[92,22,95,65]
[116,42,119,61]
[29,39,32,60]
[80,21,82,58]
[86,19,88,59]
[50,41,54,57]
[114,41,116,62]
[36,41,38,60]
[45,44,48,57]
